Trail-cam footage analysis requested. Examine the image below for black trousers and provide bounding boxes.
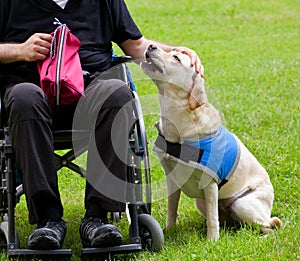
[3,77,134,225]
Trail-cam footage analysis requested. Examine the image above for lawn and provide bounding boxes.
[4,0,299,260]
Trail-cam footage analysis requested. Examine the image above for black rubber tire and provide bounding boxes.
[129,214,164,252]
[0,220,20,252]
[0,229,7,253]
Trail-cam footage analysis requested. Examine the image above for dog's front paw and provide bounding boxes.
[207,227,219,241]
[166,221,176,229]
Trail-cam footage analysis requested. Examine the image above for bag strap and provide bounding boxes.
[49,18,65,64]
[46,18,66,75]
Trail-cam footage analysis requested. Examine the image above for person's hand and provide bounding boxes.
[20,33,52,62]
[173,46,204,77]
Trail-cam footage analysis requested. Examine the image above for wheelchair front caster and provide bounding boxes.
[0,220,20,253]
[129,214,164,252]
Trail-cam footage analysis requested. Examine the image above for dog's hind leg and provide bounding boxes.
[229,185,282,234]
[195,198,206,217]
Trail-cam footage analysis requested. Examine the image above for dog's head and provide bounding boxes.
[141,45,207,110]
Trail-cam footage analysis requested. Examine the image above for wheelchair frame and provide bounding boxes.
[0,58,164,259]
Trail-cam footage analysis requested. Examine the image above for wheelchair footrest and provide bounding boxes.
[81,243,142,257]
[7,248,72,259]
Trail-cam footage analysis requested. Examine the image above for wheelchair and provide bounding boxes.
[0,56,164,259]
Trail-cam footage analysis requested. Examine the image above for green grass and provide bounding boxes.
[3,0,300,260]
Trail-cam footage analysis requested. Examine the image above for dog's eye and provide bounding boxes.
[173,55,181,63]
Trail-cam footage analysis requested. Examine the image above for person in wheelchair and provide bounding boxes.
[0,0,203,251]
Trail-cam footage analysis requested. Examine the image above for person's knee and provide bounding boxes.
[102,80,133,109]
[73,79,134,129]
[86,79,133,109]
[5,83,50,121]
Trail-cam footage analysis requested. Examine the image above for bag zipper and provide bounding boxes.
[55,24,66,106]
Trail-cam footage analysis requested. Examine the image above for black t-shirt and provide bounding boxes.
[0,0,143,89]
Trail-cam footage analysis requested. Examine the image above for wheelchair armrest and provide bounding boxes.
[111,55,132,66]
[117,55,132,62]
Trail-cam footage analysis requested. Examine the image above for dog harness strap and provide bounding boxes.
[218,179,228,189]
[154,130,204,164]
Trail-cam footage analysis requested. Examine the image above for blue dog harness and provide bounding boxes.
[154,125,240,189]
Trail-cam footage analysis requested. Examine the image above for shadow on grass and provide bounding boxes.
[163,212,265,246]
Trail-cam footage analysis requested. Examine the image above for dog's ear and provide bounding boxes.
[188,74,207,110]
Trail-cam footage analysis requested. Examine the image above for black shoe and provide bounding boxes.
[79,217,124,248]
[28,220,66,250]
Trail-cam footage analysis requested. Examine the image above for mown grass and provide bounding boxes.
[2,0,299,260]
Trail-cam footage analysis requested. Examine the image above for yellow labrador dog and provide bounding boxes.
[141,45,282,240]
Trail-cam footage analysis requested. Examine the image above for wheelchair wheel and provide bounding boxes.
[131,92,151,213]
[0,229,7,252]
[0,220,20,252]
[129,214,164,252]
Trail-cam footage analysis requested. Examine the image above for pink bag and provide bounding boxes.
[38,19,84,106]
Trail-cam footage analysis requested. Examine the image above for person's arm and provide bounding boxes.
[0,33,52,64]
[119,36,204,76]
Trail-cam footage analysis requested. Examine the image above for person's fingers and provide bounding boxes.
[175,47,204,77]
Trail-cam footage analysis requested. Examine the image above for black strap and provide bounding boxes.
[218,179,228,190]
[154,124,204,163]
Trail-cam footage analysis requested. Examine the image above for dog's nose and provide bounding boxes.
[148,44,157,51]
